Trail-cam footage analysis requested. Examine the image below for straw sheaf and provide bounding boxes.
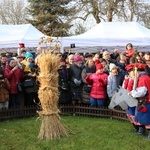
[37,51,59,74]
[38,90,59,108]
[37,50,60,112]
[37,49,68,140]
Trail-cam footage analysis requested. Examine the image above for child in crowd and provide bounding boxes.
[86,63,108,107]
[107,63,118,99]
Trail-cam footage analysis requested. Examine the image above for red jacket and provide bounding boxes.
[4,65,24,94]
[86,72,108,99]
[125,49,134,58]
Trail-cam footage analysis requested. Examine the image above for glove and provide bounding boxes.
[74,78,81,86]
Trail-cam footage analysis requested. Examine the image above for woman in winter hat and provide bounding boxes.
[70,54,84,105]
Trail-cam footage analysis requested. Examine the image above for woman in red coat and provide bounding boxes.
[86,63,108,107]
[4,58,24,108]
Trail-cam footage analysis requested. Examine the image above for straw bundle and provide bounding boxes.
[37,50,68,140]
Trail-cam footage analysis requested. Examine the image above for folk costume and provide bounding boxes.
[130,63,150,139]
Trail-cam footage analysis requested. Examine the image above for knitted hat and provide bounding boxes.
[94,60,100,65]
[109,63,118,72]
[73,55,82,62]
[25,52,33,59]
[7,58,14,64]
[96,63,103,70]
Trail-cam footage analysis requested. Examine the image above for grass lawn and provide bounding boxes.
[0,116,150,150]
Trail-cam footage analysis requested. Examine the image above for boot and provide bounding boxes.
[133,124,139,133]
[137,126,145,135]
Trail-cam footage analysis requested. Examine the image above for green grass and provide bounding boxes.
[0,116,149,150]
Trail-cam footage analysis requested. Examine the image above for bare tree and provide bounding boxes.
[0,0,28,24]
[116,0,150,27]
[74,0,124,23]
[73,0,150,28]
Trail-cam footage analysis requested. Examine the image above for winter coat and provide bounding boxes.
[4,65,24,94]
[0,79,10,102]
[107,73,117,98]
[125,49,134,58]
[69,63,84,100]
[86,72,108,99]
[58,66,71,104]
[70,63,83,88]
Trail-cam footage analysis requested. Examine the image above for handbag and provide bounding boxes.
[23,79,34,87]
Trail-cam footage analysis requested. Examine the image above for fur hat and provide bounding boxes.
[109,63,118,72]
[73,55,82,62]
[96,63,103,70]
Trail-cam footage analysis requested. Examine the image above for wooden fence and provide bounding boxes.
[0,104,128,122]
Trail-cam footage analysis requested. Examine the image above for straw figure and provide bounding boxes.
[37,50,68,140]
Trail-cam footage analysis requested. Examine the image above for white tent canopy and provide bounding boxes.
[0,24,44,48]
[61,22,150,52]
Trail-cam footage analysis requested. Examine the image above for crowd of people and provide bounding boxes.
[0,42,150,139]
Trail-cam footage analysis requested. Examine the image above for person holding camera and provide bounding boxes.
[4,58,24,108]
